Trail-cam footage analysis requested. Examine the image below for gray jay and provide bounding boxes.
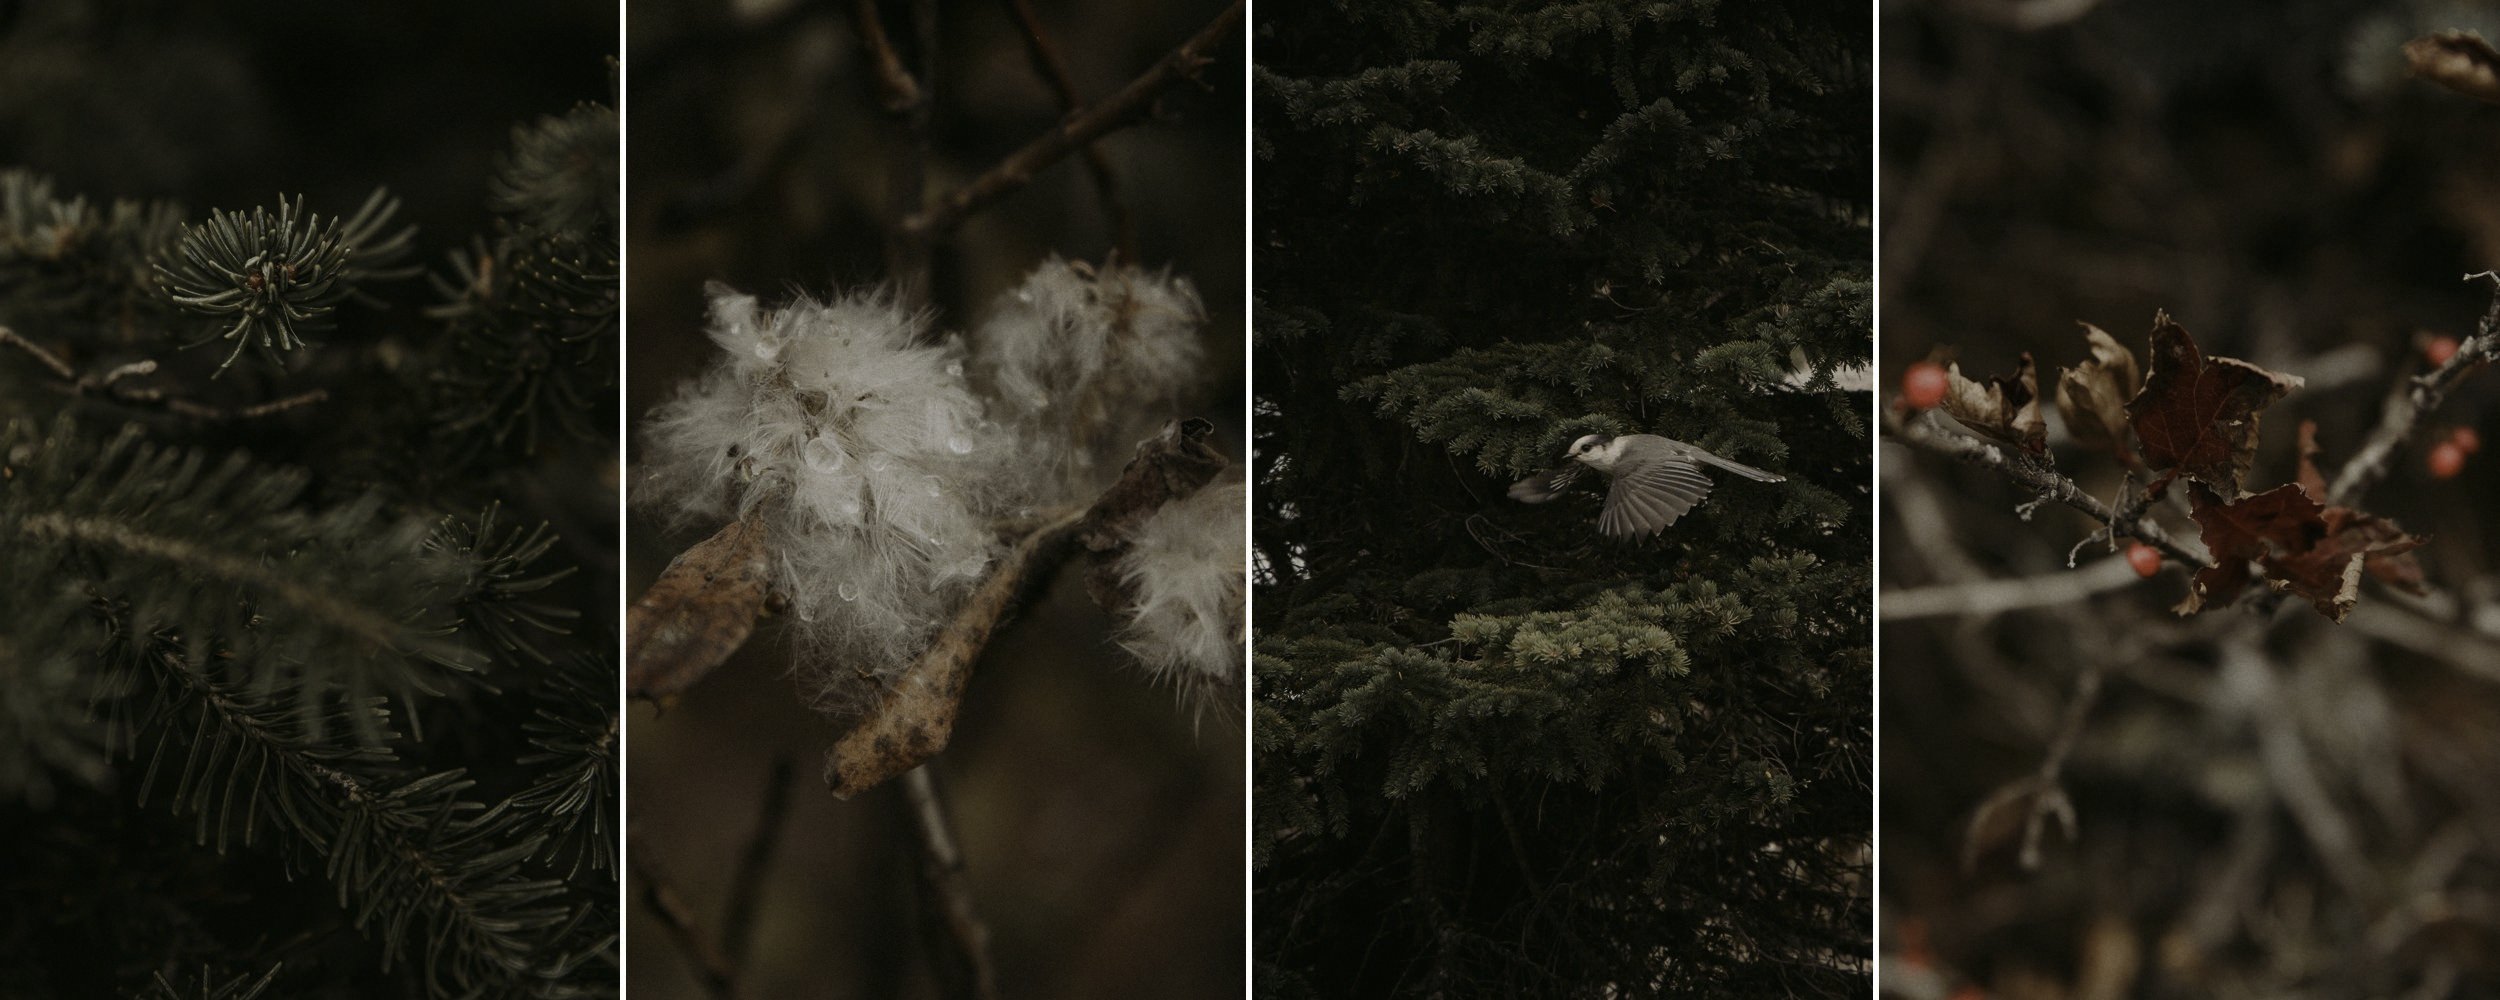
[1507,433,1784,539]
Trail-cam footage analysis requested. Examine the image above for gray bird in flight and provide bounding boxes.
[1508,433,1784,539]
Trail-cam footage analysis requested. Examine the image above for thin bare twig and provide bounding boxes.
[2326,273,2500,504]
[902,767,1001,1000]
[720,755,800,966]
[1003,0,1138,259]
[629,828,741,1000]
[849,0,922,111]
[0,325,328,421]
[1881,554,2146,620]
[854,0,938,304]
[1961,664,2101,873]
[904,0,1243,240]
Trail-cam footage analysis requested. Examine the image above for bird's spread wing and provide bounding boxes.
[1599,453,1714,539]
[1507,464,1583,503]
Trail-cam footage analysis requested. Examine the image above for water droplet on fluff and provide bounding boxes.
[947,434,974,455]
[838,582,860,602]
[752,334,783,362]
[945,360,964,377]
[803,436,844,473]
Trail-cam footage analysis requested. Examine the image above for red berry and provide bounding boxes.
[2426,335,2461,366]
[2431,439,2468,479]
[2454,426,2482,454]
[2125,541,2161,578]
[1903,361,1949,410]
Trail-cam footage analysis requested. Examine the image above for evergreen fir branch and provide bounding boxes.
[2,419,488,742]
[513,653,618,877]
[153,190,415,374]
[0,168,185,333]
[132,964,281,1000]
[427,227,618,460]
[107,627,607,1000]
[0,584,113,806]
[491,102,621,236]
[427,503,581,666]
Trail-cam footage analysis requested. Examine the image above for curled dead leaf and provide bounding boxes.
[2178,483,2426,622]
[2406,31,2500,106]
[2057,324,2142,456]
[824,418,1234,799]
[1945,353,2048,454]
[2127,313,2302,491]
[627,509,774,704]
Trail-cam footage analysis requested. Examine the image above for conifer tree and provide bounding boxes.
[1253,2,1872,995]
[0,7,618,996]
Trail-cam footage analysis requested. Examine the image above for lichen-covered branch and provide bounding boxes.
[1882,405,2212,568]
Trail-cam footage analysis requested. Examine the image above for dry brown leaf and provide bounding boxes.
[2178,483,2427,621]
[822,509,1085,799]
[1944,353,2048,454]
[627,509,774,704]
[2127,313,2302,491]
[2407,31,2500,106]
[2057,323,2142,456]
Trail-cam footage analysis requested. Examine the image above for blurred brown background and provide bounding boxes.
[624,0,1244,996]
[1881,0,2500,997]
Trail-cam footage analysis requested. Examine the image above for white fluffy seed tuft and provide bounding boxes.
[1114,482,1245,712]
[635,283,1005,696]
[970,257,1206,498]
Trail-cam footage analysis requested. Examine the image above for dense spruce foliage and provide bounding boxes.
[0,6,617,996]
[1253,2,1873,996]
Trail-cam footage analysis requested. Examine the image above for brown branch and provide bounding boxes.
[849,0,922,111]
[903,0,1242,241]
[1962,664,2101,873]
[629,828,741,1000]
[1003,0,1138,259]
[902,767,1001,1000]
[720,755,799,966]
[824,418,1228,798]
[2325,272,2500,505]
[1884,405,2212,568]
[855,0,940,304]
[0,325,328,421]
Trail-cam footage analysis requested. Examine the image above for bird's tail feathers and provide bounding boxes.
[1700,453,1785,483]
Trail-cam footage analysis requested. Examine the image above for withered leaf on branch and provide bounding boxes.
[2179,483,2426,622]
[2056,323,2142,456]
[628,508,774,704]
[1944,353,2047,454]
[824,418,1232,798]
[2406,31,2500,106]
[2127,313,2302,491]
[1079,417,1230,608]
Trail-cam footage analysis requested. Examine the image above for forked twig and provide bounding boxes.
[904,1,1243,240]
